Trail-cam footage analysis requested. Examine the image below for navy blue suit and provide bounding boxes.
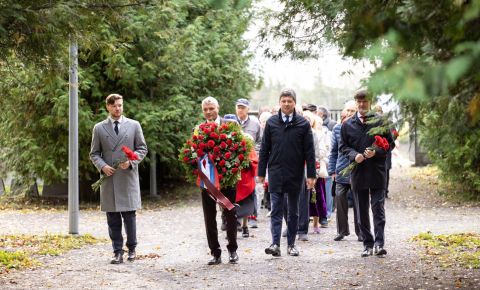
[339,113,395,248]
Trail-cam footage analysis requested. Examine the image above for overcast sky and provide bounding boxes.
[245,0,373,91]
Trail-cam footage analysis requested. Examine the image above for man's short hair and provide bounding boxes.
[354,89,369,100]
[317,105,329,116]
[106,93,123,105]
[279,89,296,103]
[201,96,219,108]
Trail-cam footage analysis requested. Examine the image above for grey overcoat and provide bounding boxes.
[90,117,148,212]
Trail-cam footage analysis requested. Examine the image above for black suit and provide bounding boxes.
[339,113,395,248]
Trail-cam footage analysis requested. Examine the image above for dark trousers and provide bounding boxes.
[201,188,237,258]
[354,188,386,248]
[385,169,391,197]
[284,181,309,235]
[106,211,137,254]
[271,190,300,246]
[335,183,361,238]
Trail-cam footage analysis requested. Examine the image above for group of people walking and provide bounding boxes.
[89,88,395,265]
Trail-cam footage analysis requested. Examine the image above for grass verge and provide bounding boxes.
[412,232,480,269]
[0,233,106,273]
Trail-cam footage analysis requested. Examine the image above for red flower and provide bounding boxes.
[121,146,139,161]
[196,149,204,156]
[238,154,244,161]
[222,167,227,173]
[240,140,246,146]
[219,160,226,167]
[220,142,227,149]
[213,146,221,153]
[183,156,189,162]
[225,152,231,159]
[183,149,190,154]
[209,132,219,139]
[218,174,223,180]
[226,139,232,145]
[191,143,198,149]
[232,168,238,173]
[197,134,204,140]
[192,135,198,141]
[231,132,237,136]
[219,133,227,140]
[221,123,229,130]
[234,162,239,167]
[199,143,206,150]
[207,140,215,148]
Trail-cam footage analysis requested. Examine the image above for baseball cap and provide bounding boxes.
[223,114,239,123]
[235,98,250,108]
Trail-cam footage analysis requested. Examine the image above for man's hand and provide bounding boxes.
[363,148,376,159]
[257,176,265,184]
[306,178,316,189]
[118,161,131,170]
[355,153,366,163]
[331,173,336,181]
[102,165,116,176]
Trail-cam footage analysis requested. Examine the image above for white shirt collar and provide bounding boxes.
[108,115,123,124]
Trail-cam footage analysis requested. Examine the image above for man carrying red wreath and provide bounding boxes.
[198,96,239,265]
[339,90,395,258]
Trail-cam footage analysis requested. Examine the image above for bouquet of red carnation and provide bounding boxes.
[339,135,390,176]
[92,146,139,193]
[178,122,253,189]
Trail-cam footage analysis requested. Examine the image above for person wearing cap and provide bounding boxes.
[339,90,395,257]
[258,89,316,257]
[198,97,239,265]
[235,98,262,229]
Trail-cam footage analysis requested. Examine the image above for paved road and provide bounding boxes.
[1,166,479,289]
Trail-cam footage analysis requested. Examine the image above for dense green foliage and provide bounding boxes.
[261,0,480,196]
[0,0,255,196]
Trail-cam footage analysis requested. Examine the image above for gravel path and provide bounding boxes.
[1,165,479,290]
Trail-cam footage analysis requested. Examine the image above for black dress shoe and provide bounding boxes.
[333,234,345,241]
[207,256,222,265]
[127,251,136,262]
[242,227,249,238]
[265,244,281,257]
[361,247,373,257]
[374,246,387,256]
[228,251,239,264]
[110,252,123,264]
[287,245,299,256]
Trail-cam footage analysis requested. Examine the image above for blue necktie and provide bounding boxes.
[114,121,119,135]
[285,115,290,124]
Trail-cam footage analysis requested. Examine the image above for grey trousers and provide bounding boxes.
[335,183,361,238]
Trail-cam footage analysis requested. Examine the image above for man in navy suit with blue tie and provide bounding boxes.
[258,89,316,257]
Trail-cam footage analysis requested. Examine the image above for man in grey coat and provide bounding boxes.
[90,93,148,264]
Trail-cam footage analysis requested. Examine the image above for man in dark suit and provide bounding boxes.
[339,90,395,257]
[198,96,238,265]
[258,89,316,257]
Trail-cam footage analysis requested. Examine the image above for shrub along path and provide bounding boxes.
[0,165,479,289]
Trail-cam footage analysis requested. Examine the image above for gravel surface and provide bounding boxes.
[1,166,479,290]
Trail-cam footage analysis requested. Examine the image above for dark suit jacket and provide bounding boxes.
[339,113,395,191]
[258,110,316,195]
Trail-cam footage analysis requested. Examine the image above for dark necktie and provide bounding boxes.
[360,115,367,124]
[114,121,119,135]
[285,115,290,124]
